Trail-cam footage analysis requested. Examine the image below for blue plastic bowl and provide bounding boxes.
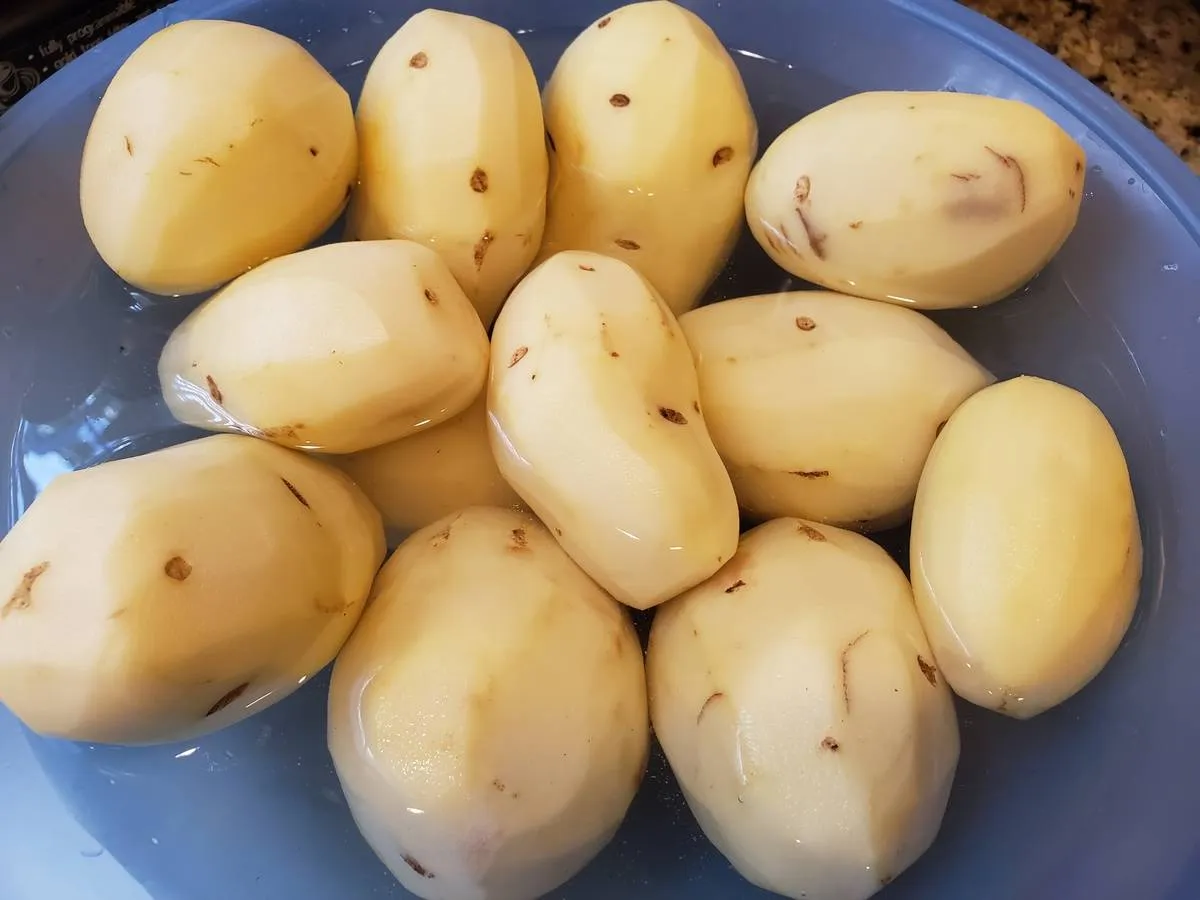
[1,1,1199,898]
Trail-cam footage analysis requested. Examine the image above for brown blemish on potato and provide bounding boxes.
[950,172,980,181]
[424,288,438,305]
[195,156,220,167]
[658,406,687,425]
[470,167,488,193]
[1068,188,1077,199]
[849,220,862,229]
[917,655,938,686]
[280,477,310,509]
[712,146,733,167]
[793,176,827,260]
[840,630,870,713]
[431,526,452,549]
[984,145,1027,212]
[795,316,816,331]
[508,346,528,367]
[724,579,746,594]
[696,691,724,724]
[164,557,192,581]
[2,562,49,618]
[692,400,701,414]
[250,117,264,127]
[609,351,620,358]
[530,372,538,381]
[178,170,193,176]
[578,264,595,271]
[790,469,829,479]
[597,15,611,27]
[124,135,133,155]
[880,874,894,887]
[409,51,428,68]
[473,231,493,270]
[509,527,529,551]
[109,608,127,620]
[263,424,301,441]
[403,856,435,879]
[205,682,249,717]
[493,779,506,792]
[614,238,640,250]
[205,375,223,405]
[725,356,738,364]
[821,736,840,752]
[1075,159,1083,174]
[794,175,811,204]
[797,523,826,542]
[609,93,631,107]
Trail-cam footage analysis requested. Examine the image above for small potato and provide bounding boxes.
[745,91,1086,309]
[911,376,1142,718]
[649,519,959,900]
[334,394,524,543]
[679,291,994,530]
[0,435,384,745]
[488,250,739,610]
[158,240,489,454]
[347,10,548,325]
[538,1,757,316]
[80,20,356,296]
[329,506,648,900]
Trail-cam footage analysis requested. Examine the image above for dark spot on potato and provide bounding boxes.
[597,15,611,27]
[403,856,435,878]
[308,146,321,158]
[280,478,310,509]
[724,579,746,594]
[124,135,133,155]
[178,170,193,176]
[409,51,428,69]
[725,356,738,364]
[109,608,127,620]
[431,525,452,548]
[579,264,595,271]
[841,630,870,712]
[530,372,537,381]
[262,424,302,441]
[849,220,862,229]
[917,655,938,686]
[508,346,528,367]
[610,351,620,358]
[790,469,829,479]
[795,316,816,331]
[984,145,1027,212]
[658,406,687,425]
[205,375,223,405]
[473,230,494,270]
[493,779,506,792]
[692,400,701,414]
[206,683,249,717]
[509,527,529,551]
[797,523,826,542]
[614,238,640,250]
[907,104,916,110]
[794,175,812,204]
[195,156,220,167]
[2,562,49,618]
[470,167,488,193]
[424,288,438,305]
[554,527,563,537]
[950,172,980,181]
[880,874,894,887]
[610,93,631,107]
[1068,188,1077,199]
[712,146,733,167]
[250,117,264,126]
[821,736,840,751]
[697,691,724,724]
[1075,159,1083,174]
[164,557,192,581]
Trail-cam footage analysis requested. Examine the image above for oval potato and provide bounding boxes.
[649,518,960,900]
[80,19,356,296]
[329,506,648,900]
[488,250,739,610]
[158,240,489,454]
[0,435,384,745]
[346,10,548,325]
[911,375,1142,718]
[334,393,524,543]
[538,1,757,316]
[745,91,1086,309]
[679,290,994,529]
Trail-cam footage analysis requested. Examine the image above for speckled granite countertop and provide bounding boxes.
[962,0,1199,173]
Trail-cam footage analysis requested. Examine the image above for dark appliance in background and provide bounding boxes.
[0,0,171,115]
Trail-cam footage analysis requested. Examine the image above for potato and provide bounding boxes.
[649,518,959,900]
[346,10,548,326]
[911,376,1142,718]
[679,290,994,530]
[334,394,524,543]
[488,250,739,610]
[79,19,356,296]
[158,240,489,454]
[0,435,384,745]
[745,91,1086,309]
[537,1,757,316]
[328,506,648,900]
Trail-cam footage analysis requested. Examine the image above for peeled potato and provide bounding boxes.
[347,9,548,325]
[0,435,384,745]
[911,376,1142,718]
[80,19,356,296]
[649,518,959,900]
[334,393,524,542]
[679,290,994,529]
[158,240,489,455]
[488,250,739,610]
[329,506,648,900]
[538,1,757,316]
[745,91,1086,309]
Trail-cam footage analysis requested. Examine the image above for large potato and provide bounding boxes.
[329,506,648,900]
[80,19,356,296]
[158,240,489,454]
[488,250,739,610]
[649,518,959,900]
[538,1,757,316]
[335,394,524,543]
[911,376,1142,718]
[346,10,548,326]
[0,435,384,745]
[679,290,994,530]
[745,91,1086,309]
